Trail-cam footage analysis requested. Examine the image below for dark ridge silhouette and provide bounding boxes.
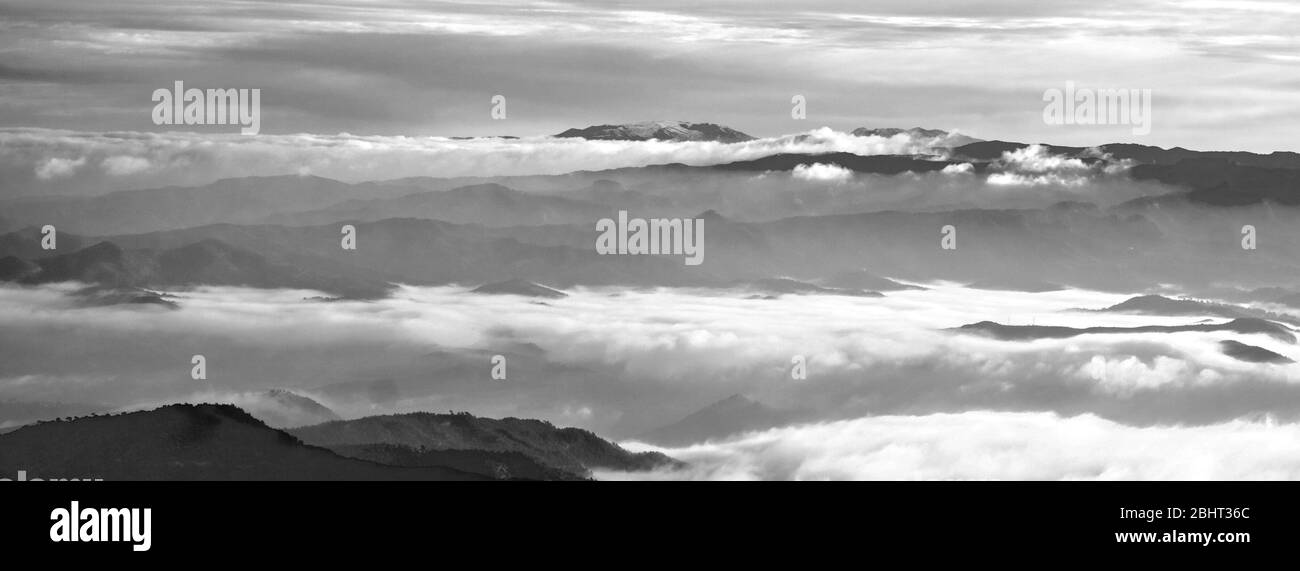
[555,121,753,143]
[6,239,392,299]
[710,152,956,174]
[1220,340,1294,364]
[0,256,39,281]
[1099,294,1246,318]
[953,140,1300,170]
[949,140,1300,207]
[1092,295,1300,327]
[69,285,179,309]
[1095,144,1300,169]
[291,412,681,478]
[0,226,89,259]
[0,404,493,480]
[103,218,714,289]
[471,278,568,298]
[956,318,1296,343]
[1128,159,1300,206]
[24,241,152,287]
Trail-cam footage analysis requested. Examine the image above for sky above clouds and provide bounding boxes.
[1,0,1299,152]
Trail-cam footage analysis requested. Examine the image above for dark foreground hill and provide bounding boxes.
[0,404,495,481]
[291,412,681,478]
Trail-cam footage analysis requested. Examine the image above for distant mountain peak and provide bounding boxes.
[639,393,787,446]
[555,121,754,143]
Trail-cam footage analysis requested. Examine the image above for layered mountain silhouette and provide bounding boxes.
[952,140,1300,170]
[290,412,681,478]
[555,121,753,142]
[1091,295,1300,327]
[102,218,707,288]
[639,394,789,446]
[261,183,614,228]
[6,196,1294,298]
[0,129,1297,299]
[234,389,341,429]
[0,403,680,480]
[1127,159,1300,206]
[0,175,422,236]
[949,139,1300,207]
[0,404,494,480]
[2,238,391,298]
[4,132,1300,239]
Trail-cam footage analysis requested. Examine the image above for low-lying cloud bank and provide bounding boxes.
[3,282,1300,440]
[607,410,1300,480]
[0,127,969,198]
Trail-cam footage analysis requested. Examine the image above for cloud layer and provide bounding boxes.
[608,410,1300,480]
[0,126,963,197]
[3,282,1299,445]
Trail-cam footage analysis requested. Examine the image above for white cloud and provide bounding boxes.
[986,144,1123,187]
[941,162,974,175]
[606,410,1300,480]
[0,127,960,196]
[2,282,1298,439]
[34,156,85,180]
[791,162,854,183]
[100,155,152,176]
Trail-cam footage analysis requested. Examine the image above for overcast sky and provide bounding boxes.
[1,0,1298,152]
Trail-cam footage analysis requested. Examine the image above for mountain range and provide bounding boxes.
[289,412,680,478]
[0,403,681,480]
[555,121,755,142]
[5,189,1300,299]
[0,404,492,480]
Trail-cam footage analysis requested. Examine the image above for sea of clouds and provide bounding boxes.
[3,281,1300,481]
